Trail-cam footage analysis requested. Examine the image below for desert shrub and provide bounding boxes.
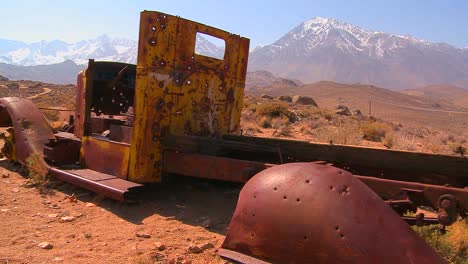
[423,142,443,154]
[296,108,312,119]
[314,123,362,146]
[42,110,60,122]
[449,143,466,156]
[412,220,467,264]
[6,83,19,89]
[240,117,262,135]
[313,108,334,121]
[25,153,48,186]
[257,102,288,117]
[383,132,395,149]
[256,102,296,122]
[360,121,392,142]
[303,118,328,130]
[392,133,418,151]
[447,134,457,143]
[258,116,272,128]
[243,97,258,112]
[271,117,293,137]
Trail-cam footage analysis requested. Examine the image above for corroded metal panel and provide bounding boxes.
[221,163,447,264]
[0,97,55,164]
[81,136,130,179]
[163,151,271,182]
[129,11,250,182]
[49,168,141,201]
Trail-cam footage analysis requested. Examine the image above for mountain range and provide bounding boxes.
[1,18,468,89]
[0,34,223,66]
[249,17,468,89]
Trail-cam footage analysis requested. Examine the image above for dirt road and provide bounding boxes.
[0,161,239,264]
[27,88,52,100]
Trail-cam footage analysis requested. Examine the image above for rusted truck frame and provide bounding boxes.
[0,10,466,264]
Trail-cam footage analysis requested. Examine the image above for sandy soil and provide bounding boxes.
[0,160,240,264]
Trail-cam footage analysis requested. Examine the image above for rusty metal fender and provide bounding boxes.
[220,163,447,264]
[0,97,55,164]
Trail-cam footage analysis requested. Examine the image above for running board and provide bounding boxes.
[48,168,142,201]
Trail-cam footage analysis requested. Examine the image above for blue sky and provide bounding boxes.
[1,0,468,48]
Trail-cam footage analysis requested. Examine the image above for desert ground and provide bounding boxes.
[0,159,239,264]
[0,77,467,263]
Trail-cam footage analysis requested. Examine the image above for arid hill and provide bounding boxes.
[248,80,468,136]
[402,85,468,108]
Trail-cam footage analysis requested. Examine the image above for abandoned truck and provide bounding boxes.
[0,10,466,264]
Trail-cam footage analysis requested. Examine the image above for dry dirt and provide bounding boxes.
[0,160,240,264]
[0,78,466,263]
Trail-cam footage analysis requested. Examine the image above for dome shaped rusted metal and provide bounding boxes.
[220,163,446,264]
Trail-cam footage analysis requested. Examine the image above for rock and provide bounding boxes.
[85,202,95,207]
[260,94,273,100]
[352,109,363,116]
[0,75,9,81]
[199,217,211,228]
[6,83,19,89]
[187,244,203,254]
[172,256,192,264]
[47,213,59,218]
[38,242,53,250]
[292,95,318,106]
[201,242,215,250]
[276,95,292,102]
[155,241,166,251]
[136,232,151,238]
[150,252,166,261]
[2,174,9,178]
[73,212,83,218]
[66,194,77,203]
[336,105,351,116]
[60,216,76,222]
[1,208,9,212]
[12,188,19,193]
[53,257,63,262]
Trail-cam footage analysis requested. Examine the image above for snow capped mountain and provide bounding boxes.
[194,34,225,60]
[0,35,137,66]
[0,34,224,66]
[250,17,468,89]
[2,17,468,89]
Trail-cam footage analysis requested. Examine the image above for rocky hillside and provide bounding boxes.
[245,70,303,90]
[402,85,468,108]
[247,80,468,137]
[242,95,467,156]
[0,60,84,84]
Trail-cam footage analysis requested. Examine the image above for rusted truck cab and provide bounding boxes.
[69,10,249,185]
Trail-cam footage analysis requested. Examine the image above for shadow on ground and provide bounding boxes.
[38,168,242,235]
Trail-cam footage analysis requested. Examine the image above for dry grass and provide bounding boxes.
[25,153,48,187]
[240,96,468,155]
[412,220,468,264]
[360,121,393,142]
[313,123,362,145]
